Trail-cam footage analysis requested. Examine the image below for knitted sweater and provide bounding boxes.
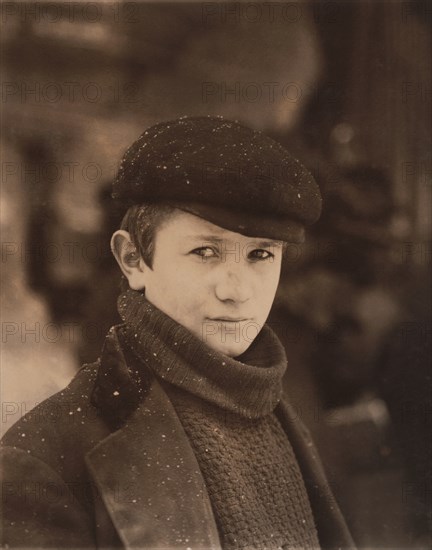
[118,289,320,550]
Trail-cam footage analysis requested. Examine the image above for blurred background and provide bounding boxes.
[1,0,431,547]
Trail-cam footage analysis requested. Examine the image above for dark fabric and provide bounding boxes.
[1,362,119,549]
[119,288,320,548]
[112,116,322,242]
[167,385,321,550]
[274,399,356,550]
[1,326,355,549]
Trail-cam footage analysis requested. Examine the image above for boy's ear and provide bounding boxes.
[110,230,148,290]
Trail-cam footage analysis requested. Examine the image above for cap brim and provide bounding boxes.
[169,201,305,243]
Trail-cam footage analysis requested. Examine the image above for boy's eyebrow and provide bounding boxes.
[186,235,282,247]
[186,234,224,243]
[255,240,283,248]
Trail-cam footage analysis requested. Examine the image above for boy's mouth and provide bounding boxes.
[207,317,250,323]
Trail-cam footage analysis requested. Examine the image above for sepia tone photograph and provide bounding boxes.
[1,1,431,548]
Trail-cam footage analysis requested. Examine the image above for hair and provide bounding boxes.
[120,202,177,268]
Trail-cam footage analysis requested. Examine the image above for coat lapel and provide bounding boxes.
[86,377,221,549]
[87,328,221,549]
[276,397,355,549]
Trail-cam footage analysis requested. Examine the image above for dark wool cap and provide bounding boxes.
[112,116,322,242]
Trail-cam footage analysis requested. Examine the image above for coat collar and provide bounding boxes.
[90,326,144,431]
[87,326,221,549]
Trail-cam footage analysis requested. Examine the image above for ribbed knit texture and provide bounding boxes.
[118,289,320,549]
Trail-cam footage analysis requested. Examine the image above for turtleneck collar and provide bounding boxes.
[117,289,287,419]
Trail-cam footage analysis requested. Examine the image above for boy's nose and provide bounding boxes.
[214,269,252,303]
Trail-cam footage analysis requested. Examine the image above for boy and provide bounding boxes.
[1,116,354,549]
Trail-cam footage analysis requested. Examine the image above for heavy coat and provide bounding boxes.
[1,327,355,549]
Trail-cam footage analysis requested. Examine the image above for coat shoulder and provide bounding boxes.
[1,361,110,479]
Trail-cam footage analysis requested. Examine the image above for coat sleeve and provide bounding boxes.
[1,446,97,548]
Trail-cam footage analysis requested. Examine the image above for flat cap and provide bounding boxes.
[113,116,321,242]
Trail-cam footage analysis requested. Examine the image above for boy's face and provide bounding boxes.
[138,210,283,357]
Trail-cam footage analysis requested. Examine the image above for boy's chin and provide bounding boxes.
[203,336,253,358]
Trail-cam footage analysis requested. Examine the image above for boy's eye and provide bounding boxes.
[248,249,274,261]
[190,246,217,258]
